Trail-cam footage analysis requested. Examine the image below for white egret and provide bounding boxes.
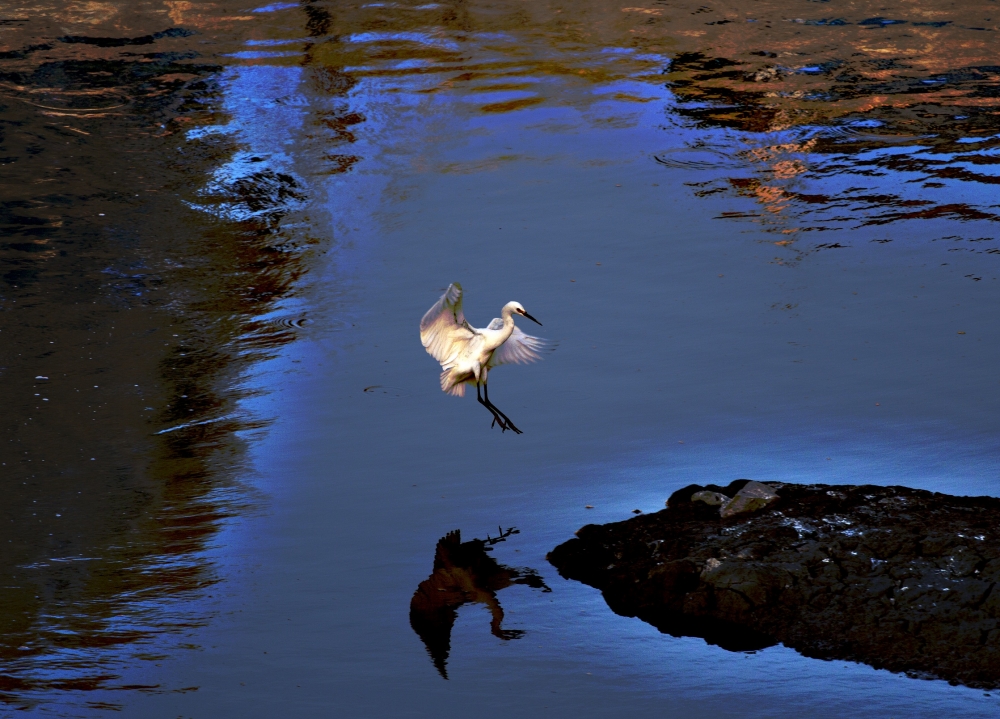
[420,282,550,433]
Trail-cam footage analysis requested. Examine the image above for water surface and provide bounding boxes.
[3,0,1000,715]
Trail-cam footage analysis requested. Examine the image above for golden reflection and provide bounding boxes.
[270,0,1000,243]
[63,2,119,25]
[166,1,194,25]
[410,530,549,679]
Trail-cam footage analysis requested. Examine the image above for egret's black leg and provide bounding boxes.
[484,384,522,434]
[477,383,508,431]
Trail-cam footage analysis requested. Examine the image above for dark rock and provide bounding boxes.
[548,482,1000,689]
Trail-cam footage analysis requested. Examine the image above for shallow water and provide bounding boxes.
[3,0,1000,715]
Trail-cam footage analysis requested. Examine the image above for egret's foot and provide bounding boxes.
[478,395,509,431]
[481,386,522,434]
[487,400,524,434]
[477,386,521,434]
[501,418,522,434]
[488,412,509,432]
[491,416,521,434]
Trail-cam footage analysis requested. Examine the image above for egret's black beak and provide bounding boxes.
[522,312,542,326]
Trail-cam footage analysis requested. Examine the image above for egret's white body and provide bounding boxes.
[420,283,549,432]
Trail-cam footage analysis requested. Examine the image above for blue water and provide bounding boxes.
[9,3,1000,714]
[117,51,1000,715]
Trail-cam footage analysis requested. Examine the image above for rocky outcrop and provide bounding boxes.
[548,481,1000,689]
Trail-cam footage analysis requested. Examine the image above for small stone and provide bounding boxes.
[720,481,779,518]
[691,490,730,506]
[701,557,723,576]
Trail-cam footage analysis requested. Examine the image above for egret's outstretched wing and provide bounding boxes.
[420,283,474,365]
[488,326,551,367]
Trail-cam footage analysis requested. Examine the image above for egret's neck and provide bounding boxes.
[494,304,517,341]
[500,304,516,327]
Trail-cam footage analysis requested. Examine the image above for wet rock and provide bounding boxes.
[667,479,750,508]
[719,480,779,518]
[548,482,1000,689]
[691,490,730,506]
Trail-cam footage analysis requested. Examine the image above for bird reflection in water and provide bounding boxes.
[409,528,549,678]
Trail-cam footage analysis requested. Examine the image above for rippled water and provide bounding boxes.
[3,0,1000,716]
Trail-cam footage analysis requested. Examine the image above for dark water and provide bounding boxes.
[3,1,1000,715]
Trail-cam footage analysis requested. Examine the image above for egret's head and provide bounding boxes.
[508,301,542,326]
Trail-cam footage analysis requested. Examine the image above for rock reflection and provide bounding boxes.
[259,0,1000,255]
[653,4,1000,249]
[0,0,343,709]
[410,529,549,679]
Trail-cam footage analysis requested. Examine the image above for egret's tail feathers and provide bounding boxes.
[440,370,467,397]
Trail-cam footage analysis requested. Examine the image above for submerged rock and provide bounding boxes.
[548,482,1000,689]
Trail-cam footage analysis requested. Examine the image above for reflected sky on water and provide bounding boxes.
[3,0,1000,715]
